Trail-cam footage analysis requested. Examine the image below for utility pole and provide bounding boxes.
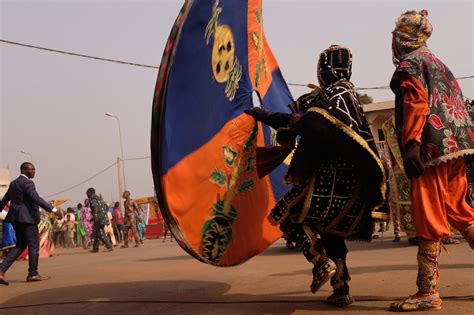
[106,112,126,190]
[117,157,124,210]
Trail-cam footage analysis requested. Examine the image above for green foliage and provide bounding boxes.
[358,93,373,105]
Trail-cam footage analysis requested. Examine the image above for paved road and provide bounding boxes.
[0,233,472,314]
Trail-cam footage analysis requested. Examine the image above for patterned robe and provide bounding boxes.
[391,47,474,166]
[89,195,110,226]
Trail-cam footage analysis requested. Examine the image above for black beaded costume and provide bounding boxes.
[248,45,385,304]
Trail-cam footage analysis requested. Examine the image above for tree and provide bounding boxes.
[358,93,373,105]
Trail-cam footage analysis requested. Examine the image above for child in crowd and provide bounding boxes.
[52,212,67,248]
[65,209,76,247]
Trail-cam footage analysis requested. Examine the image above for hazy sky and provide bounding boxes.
[1,0,472,208]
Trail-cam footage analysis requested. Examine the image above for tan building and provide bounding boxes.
[0,168,11,198]
[363,100,395,143]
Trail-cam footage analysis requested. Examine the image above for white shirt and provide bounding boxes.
[20,174,31,180]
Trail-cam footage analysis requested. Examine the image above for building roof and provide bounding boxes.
[363,101,394,113]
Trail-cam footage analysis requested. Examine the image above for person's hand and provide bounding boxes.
[403,141,425,179]
[276,128,296,147]
[52,207,58,213]
[244,107,272,122]
[288,113,302,133]
[0,210,7,221]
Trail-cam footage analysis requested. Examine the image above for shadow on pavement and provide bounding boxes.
[261,241,420,257]
[0,280,389,314]
[269,263,474,277]
[262,239,469,257]
[136,255,194,262]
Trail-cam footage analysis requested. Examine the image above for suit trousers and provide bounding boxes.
[0,222,39,276]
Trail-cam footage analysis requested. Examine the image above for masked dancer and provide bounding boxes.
[246,45,385,307]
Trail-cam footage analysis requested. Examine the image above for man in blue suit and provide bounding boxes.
[0,162,57,285]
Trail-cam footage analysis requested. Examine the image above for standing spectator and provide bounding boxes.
[87,188,113,252]
[136,207,146,243]
[112,202,123,244]
[162,222,174,243]
[75,203,86,247]
[104,211,117,247]
[121,191,141,248]
[80,199,93,249]
[52,212,66,248]
[64,209,76,247]
[0,162,57,285]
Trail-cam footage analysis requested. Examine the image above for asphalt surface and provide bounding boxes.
[0,231,472,314]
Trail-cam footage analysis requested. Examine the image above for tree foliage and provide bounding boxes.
[358,93,373,104]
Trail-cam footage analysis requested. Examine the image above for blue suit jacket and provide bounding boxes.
[0,175,53,224]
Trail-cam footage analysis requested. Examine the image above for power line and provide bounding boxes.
[0,39,159,70]
[44,156,151,199]
[356,86,390,91]
[287,83,309,87]
[289,83,393,91]
[456,75,474,80]
[45,161,118,199]
[2,39,472,91]
[123,156,151,161]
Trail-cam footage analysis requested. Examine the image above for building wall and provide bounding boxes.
[0,168,11,197]
[362,101,395,142]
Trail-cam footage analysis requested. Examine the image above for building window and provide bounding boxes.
[377,129,385,141]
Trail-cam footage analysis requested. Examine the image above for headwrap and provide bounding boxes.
[393,10,433,55]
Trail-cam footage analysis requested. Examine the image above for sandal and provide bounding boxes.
[327,285,354,307]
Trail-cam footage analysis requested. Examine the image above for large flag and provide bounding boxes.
[151,0,293,266]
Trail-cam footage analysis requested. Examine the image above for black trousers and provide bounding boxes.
[320,233,350,286]
[320,233,348,260]
[114,224,123,242]
[92,223,112,250]
[0,223,39,276]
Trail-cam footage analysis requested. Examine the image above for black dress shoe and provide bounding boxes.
[26,274,50,282]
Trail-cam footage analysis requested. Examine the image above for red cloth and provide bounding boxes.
[256,145,293,178]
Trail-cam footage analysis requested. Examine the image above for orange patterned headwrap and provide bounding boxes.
[393,10,433,55]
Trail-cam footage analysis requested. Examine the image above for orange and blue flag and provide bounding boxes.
[151,0,293,266]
